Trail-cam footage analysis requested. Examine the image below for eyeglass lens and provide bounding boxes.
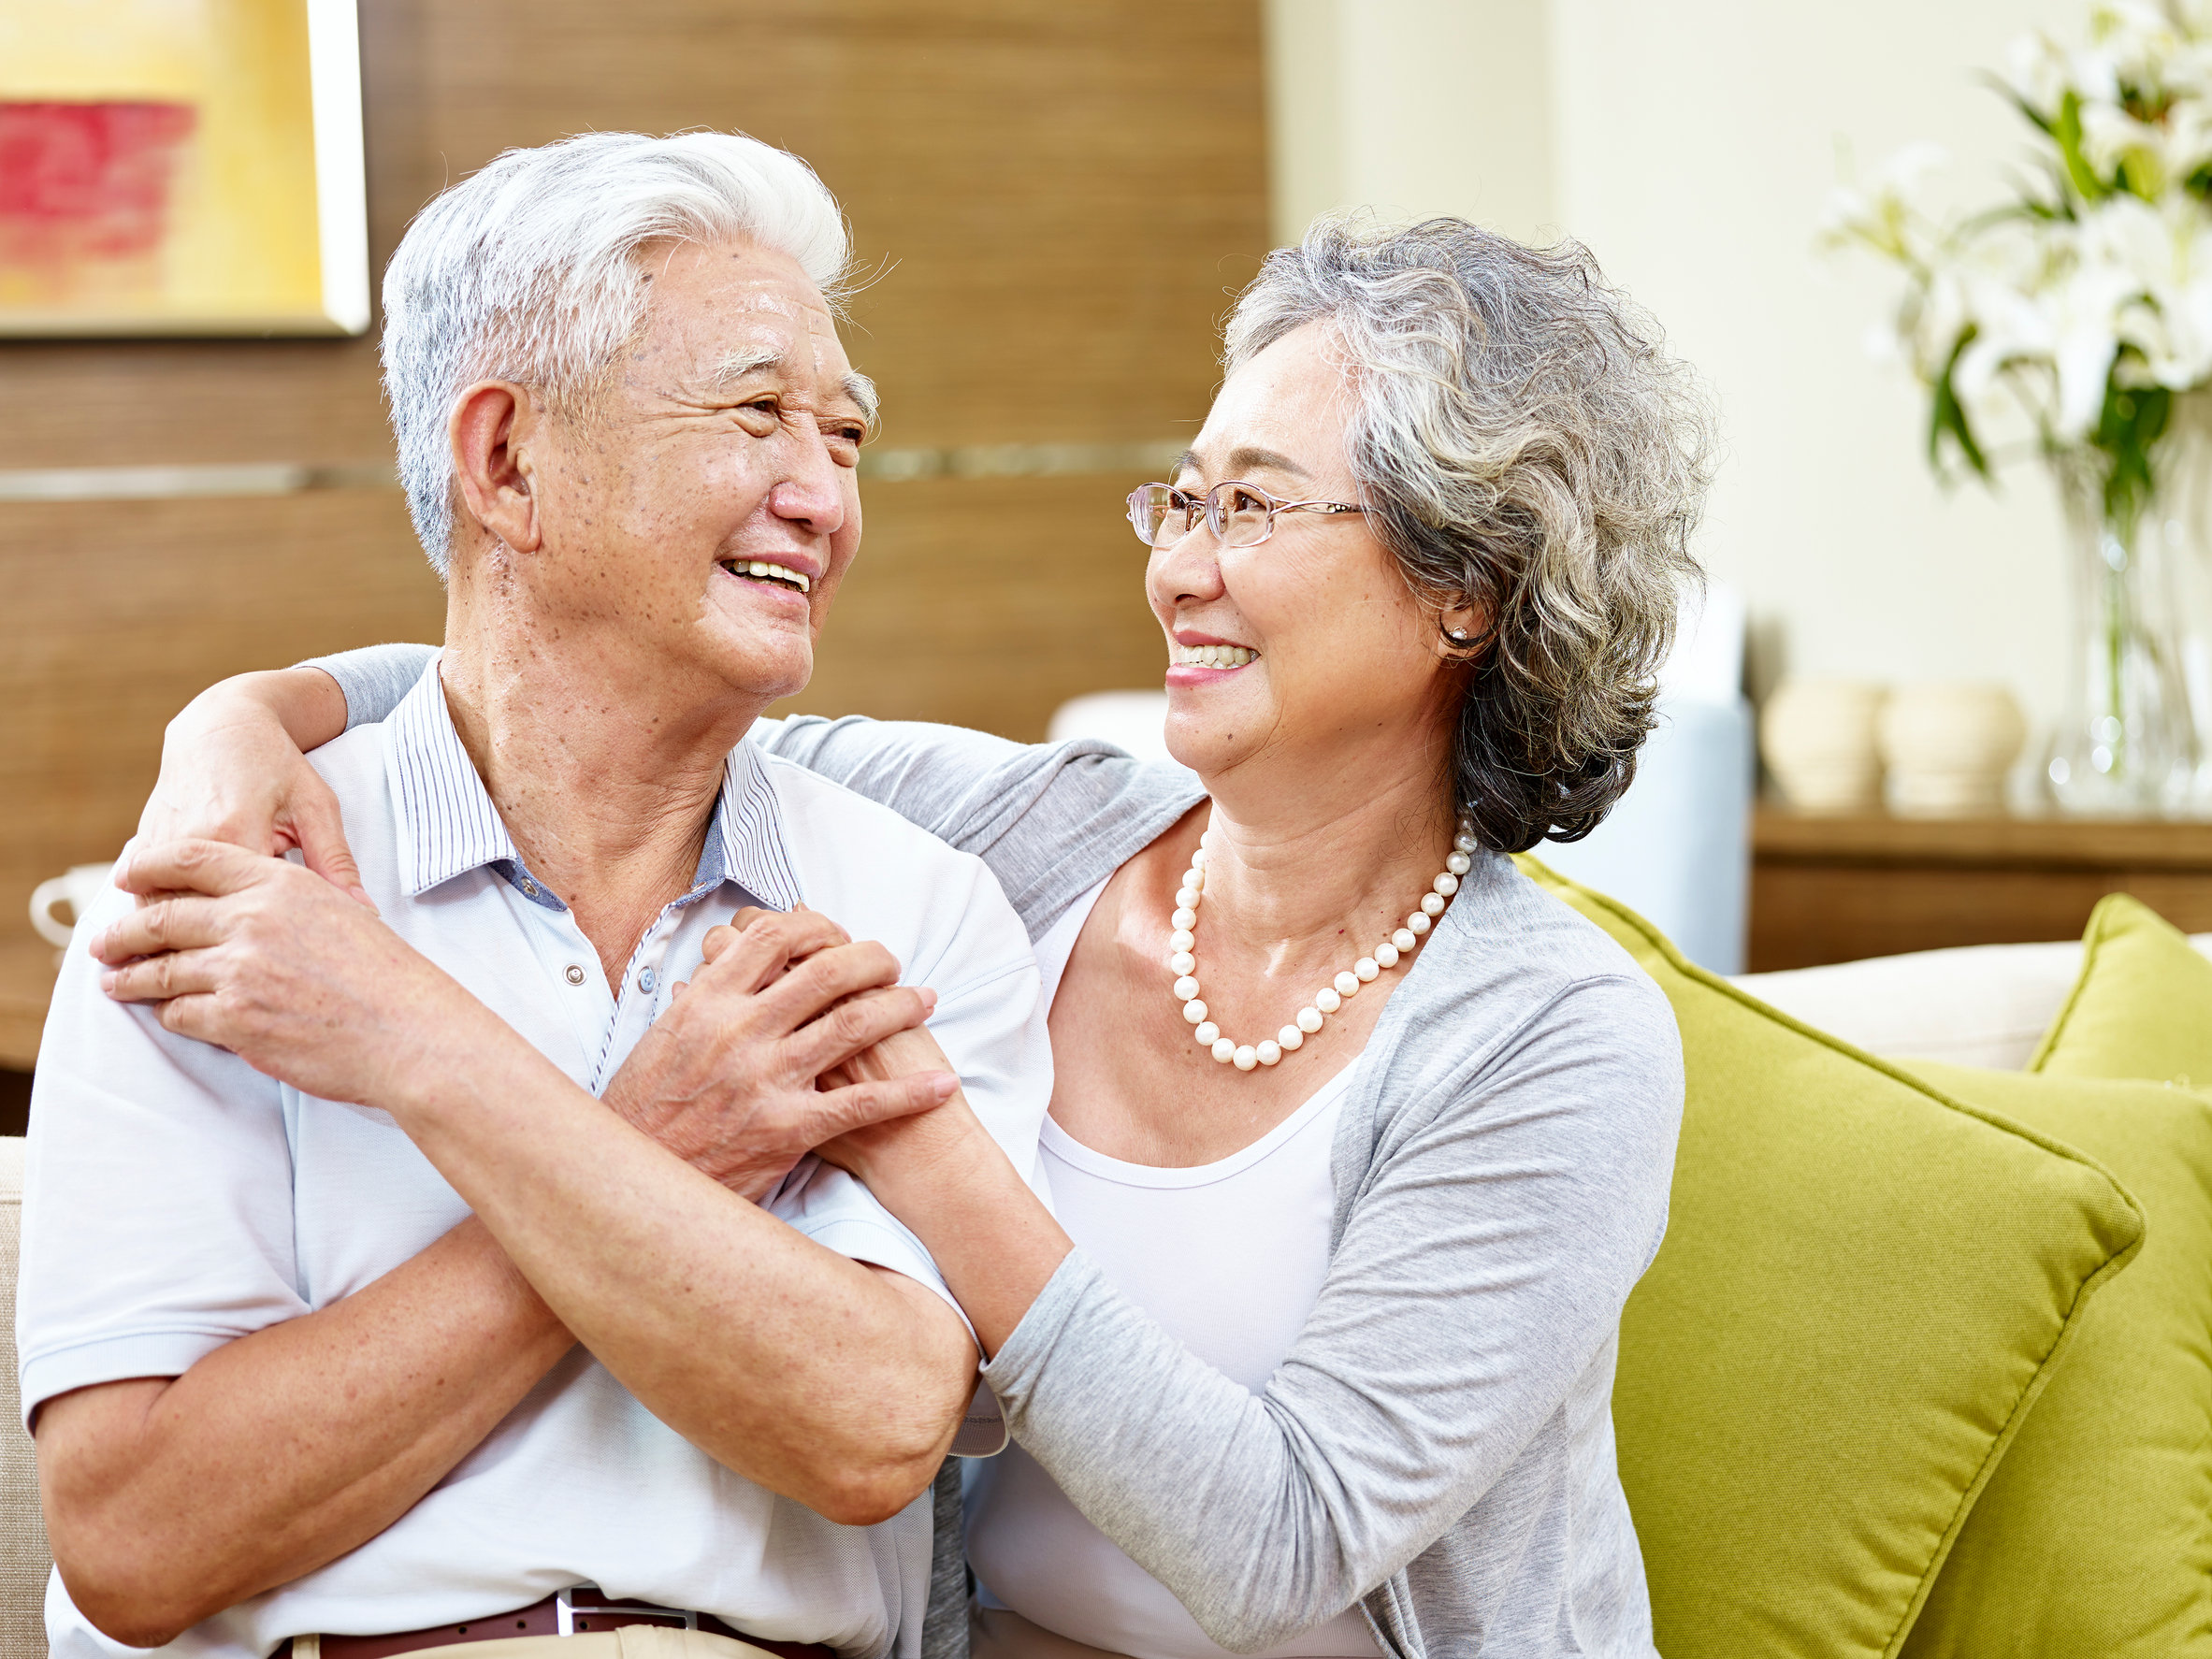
[1127,483,1275,549]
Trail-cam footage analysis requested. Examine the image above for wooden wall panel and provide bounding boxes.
[775,475,1166,736]
[0,1,1265,1063]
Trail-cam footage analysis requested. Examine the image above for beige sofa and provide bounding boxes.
[0,930,2205,1656]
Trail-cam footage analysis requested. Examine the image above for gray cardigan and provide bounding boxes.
[310,647,1684,1659]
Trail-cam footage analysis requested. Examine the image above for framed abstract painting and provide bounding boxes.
[0,0,367,337]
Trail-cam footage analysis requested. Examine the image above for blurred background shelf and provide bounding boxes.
[1749,806,2212,971]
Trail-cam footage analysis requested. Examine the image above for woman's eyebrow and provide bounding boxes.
[1177,445,1310,479]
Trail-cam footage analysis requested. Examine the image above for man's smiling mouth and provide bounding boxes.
[719,558,813,595]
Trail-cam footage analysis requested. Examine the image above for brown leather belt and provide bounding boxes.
[315,1588,838,1659]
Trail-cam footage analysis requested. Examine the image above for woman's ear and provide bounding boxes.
[449,381,543,555]
[1436,599,1490,660]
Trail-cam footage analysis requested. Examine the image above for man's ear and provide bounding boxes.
[449,381,543,555]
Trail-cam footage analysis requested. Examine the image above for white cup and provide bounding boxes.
[29,863,116,948]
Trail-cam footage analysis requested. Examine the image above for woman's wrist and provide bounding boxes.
[859,1105,1074,1358]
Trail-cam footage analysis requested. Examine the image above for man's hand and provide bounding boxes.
[140,670,369,907]
[609,907,959,1200]
[90,839,494,1108]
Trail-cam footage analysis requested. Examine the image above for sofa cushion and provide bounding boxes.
[1735,940,2088,1071]
[1893,1064,2212,1658]
[0,1137,51,1655]
[1515,858,2145,1659]
[2033,892,2212,1086]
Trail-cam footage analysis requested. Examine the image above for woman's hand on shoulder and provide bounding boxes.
[141,668,370,908]
[88,838,488,1111]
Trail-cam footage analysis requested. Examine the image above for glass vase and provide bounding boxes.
[2045,452,2202,815]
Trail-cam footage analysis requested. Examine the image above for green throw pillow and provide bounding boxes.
[1893,1063,2212,1658]
[1514,858,2144,1659]
[2032,891,2212,1087]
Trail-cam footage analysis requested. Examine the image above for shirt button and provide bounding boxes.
[521,880,539,897]
[564,964,586,986]
[637,967,657,994]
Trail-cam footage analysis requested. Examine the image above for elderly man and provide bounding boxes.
[20,132,1047,1659]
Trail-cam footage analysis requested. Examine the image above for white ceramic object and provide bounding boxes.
[29,863,114,948]
[1758,680,1888,813]
[1878,683,2029,816]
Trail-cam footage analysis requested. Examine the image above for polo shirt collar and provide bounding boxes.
[384,661,803,915]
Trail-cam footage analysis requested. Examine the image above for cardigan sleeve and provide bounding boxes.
[977,968,1682,1652]
[299,642,439,728]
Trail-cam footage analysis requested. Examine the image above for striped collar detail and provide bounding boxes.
[384,663,802,915]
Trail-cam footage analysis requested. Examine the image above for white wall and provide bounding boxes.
[1265,0,2089,759]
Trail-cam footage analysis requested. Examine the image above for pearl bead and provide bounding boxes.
[1408,910,1431,934]
[1233,1046,1258,1071]
[1333,970,1360,998]
[1172,907,1197,930]
[1173,974,1200,1001]
[1296,1006,1323,1033]
[1392,928,1417,951]
[1211,1037,1236,1062]
[1182,867,1204,889]
[1194,1021,1221,1045]
[1169,929,1194,952]
[1192,848,1208,868]
[1200,828,1218,848]
[1374,942,1399,968]
[1454,830,1478,854]
[1446,851,1471,875]
[1176,886,1201,909]
[1278,1025,1304,1050]
[1182,999,1208,1024]
[1433,872,1459,897]
[1354,958,1379,982]
[1168,952,1195,976]
[1257,1040,1282,1065]
[1315,988,1341,1014]
[1421,892,1446,916]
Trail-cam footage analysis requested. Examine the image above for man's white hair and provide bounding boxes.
[381,130,852,572]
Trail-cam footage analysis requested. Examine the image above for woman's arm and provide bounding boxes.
[138,644,436,893]
[822,974,1682,1651]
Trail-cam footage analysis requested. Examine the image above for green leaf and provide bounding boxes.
[1929,328,1991,481]
[2055,90,2112,200]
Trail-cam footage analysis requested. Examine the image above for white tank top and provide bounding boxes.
[965,882,1382,1659]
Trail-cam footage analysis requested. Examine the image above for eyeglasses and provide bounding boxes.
[1125,481,1367,551]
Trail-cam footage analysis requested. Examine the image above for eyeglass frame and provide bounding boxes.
[1125,480,1367,550]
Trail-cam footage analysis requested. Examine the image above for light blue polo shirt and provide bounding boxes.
[21,659,1052,1659]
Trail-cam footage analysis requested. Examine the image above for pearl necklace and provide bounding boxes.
[1169,815,1477,1071]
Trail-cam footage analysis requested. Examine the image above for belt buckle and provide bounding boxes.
[555,1587,700,1636]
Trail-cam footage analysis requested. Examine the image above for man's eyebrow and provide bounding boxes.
[839,369,880,429]
[705,346,784,390]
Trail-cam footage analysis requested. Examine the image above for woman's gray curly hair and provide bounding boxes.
[1223,214,1716,853]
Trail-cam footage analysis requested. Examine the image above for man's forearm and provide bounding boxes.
[394,1039,976,1523]
[38,1219,571,1648]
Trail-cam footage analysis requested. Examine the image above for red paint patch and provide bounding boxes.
[0,100,197,279]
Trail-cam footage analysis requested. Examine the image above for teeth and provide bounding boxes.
[724,559,812,594]
[1171,643,1258,669]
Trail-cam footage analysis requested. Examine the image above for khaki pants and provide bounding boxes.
[294,1632,779,1659]
[967,1604,1133,1659]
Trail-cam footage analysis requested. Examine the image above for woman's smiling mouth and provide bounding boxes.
[1169,642,1259,669]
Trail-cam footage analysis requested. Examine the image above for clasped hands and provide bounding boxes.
[88,838,973,1204]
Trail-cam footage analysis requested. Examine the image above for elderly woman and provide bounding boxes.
[135,215,1712,1658]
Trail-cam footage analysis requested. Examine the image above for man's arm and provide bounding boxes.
[36,1221,570,1647]
[51,850,975,1640]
